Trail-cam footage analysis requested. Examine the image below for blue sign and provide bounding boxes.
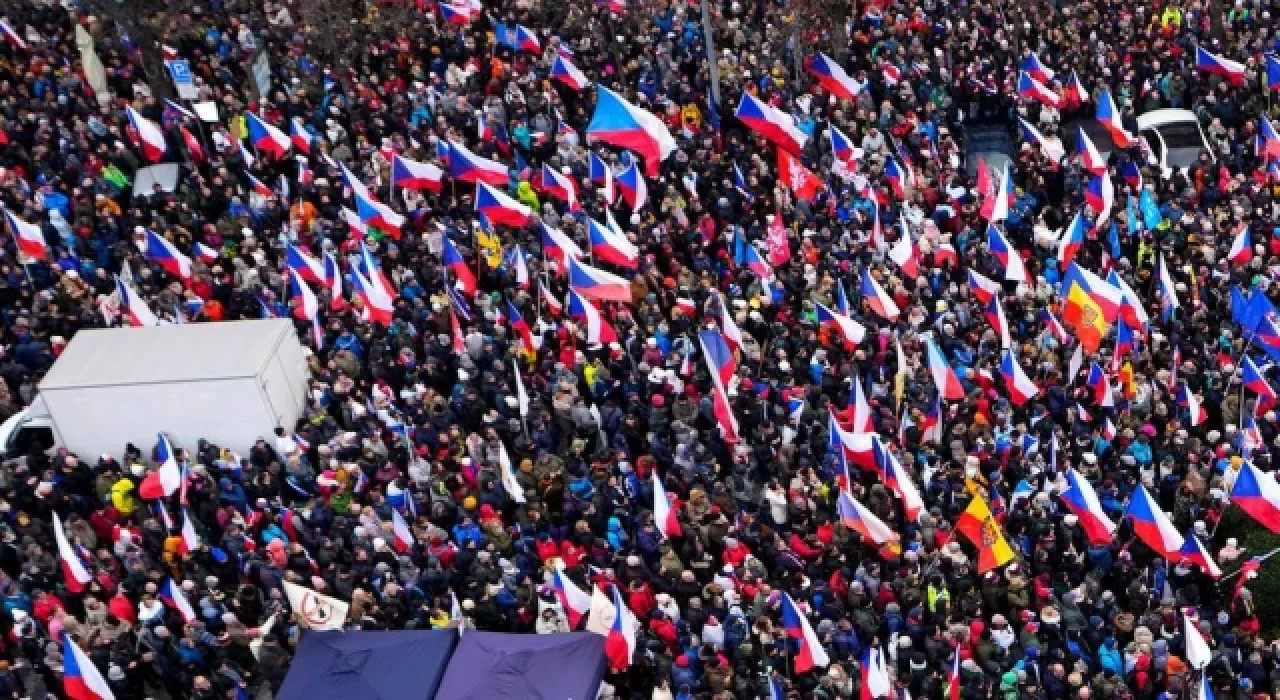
[166,59,197,99]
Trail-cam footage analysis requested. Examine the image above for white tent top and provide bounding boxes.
[41,320,297,390]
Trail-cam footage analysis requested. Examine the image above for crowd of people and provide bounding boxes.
[0,0,1279,697]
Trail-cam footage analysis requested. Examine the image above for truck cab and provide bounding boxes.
[0,397,57,466]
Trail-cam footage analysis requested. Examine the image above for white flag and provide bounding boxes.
[498,442,526,503]
[1184,615,1212,669]
[250,613,277,660]
[282,580,349,630]
[1068,343,1084,384]
[513,358,529,418]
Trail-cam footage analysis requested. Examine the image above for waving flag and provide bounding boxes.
[550,54,590,90]
[288,268,321,322]
[552,567,591,628]
[987,224,1026,282]
[1176,383,1207,426]
[807,52,861,100]
[1017,71,1062,108]
[290,118,315,154]
[1021,52,1054,83]
[126,106,167,162]
[1018,116,1064,164]
[438,1,473,24]
[878,444,924,521]
[888,227,919,278]
[999,348,1039,405]
[3,209,49,260]
[63,633,115,700]
[139,433,183,499]
[849,374,873,433]
[1231,462,1280,533]
[925,337,965,400]
[737,233,774,280]
[540,164,579,210]
[391,154,444,192]
[350,266,394,326]
[776,148,824,202]
[984,162,1012,222]
[967,269,1001,304]
[828,124,856,162]
[116,277,159,326]
[568,256,631,303]
[158,577,197,623]
[884,158,908,199]
[587,86,677,175]
[246,112,290,159]
[735,92,807,154]
[1244,355,1276,412]
[815,301,866,346]
[139,228,193,282]
[475,182,533,227]
[1157,253,1181,321]
[780,592,831,673]
[1060,468,1117,545]
[588,217,639,269]
[447,140,509,185]
[589,152,615,204]
[53,513,92,593]
[1096,89,1135,148]
[1084,174,1114,219]
[1062,70,1089,107]
[0,20,28,51]
[1125,484,1184,559]
[1228,226,1253,264]
[955,495,1015,572]
[1178,531,1221,578]
[567,289,617,343]
[859,268,900,321]
[1062,263,1123,322]
[985,296,1013,348]
[1196,45,1246,86]
[540,222,583,272]
[1077,127,1107,175]
[1119,159,1143,190]
[354,190,404,238]
[837,490,899,544]
[286,245,326,285]
[1106,269,1149,330]
[1087,363,1115,407]
[441,236,477,296]
[652,471,682,538]
[616,160,647,210]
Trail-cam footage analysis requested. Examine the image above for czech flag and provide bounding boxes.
[53,514,92,593]
[354,190,404,238]
[1077,126,1107,175]
[1062,70,1089,107]
[1125,484,1184,559]
[1259,117,1280,162]
[246,112,290,159]
[1096,88,1135,148]
[602,585,637,670]
[828,124,856,162]
[1178,531,1222,578]
[1176,383,1208,426]
[507,300,534,351]
[63,633,115,700]
[447,140,509,185]
[734,92,807,155]
[1196,46,1246,86]
[888,228,919,278]
[815,301,866,346]
[139,433,183,499]
[568,256,631,303]
[438,1,473,24]
[738,234,774,280]
[925,337,965,400]
[1084,173,1113,217]
[552,567,591,628]
[290,118,314,154]
[616,160,647,210]
[999,348,1039,405]
[179,507,200,554]
[859,268,900,321]
[475,182,533,228]
[0,20,27,51]
[837,490,899,545]
[1017,71,1062,108]
[350,265,394,326]
[391,154,444,192]
[1021,52,1054,84]
[849,375,873,433]
[194,241,219,264]
[246,171,275,197]
[441,236,477,296]
[3,209,49,260]
[967,269,1001,304]
[987,223,1026,282]
[390,508,415,553]
[807,52,861,101]
[1106,269,1150,330]
[588,216,639,269]
[288,268,320,322]
[1228,226,1253,264]
[141,228,192,282]
[158,577,197,623]
[126,106,167,162]
[587,85,677,175]
[1157,253,1181,322]
[877,444,924,521]
[652,471,682,537]
[286,244,326,285]
[884,157,908,199]
[1060,468,1117,545]
[1231,462,1280,533]
[551,54,590,90]
[540,164,579,210]
[1244,355,1276,412]
[1018,116,1064,164]
[1113,319,1135,361]
[920,391,943,444]
[777,148,824,202]
[780,592,831,673]
[116,276,159,326]
[982,162,1013,222]
[1041,308,1070,344]
[589,152,615,204]
[567,289,617,344]
[1087,362,1115,407]
[540,222,583,271]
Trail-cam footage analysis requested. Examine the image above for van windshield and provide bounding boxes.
[1150,122,1206,150]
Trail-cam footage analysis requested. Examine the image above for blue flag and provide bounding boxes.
[1126,195,1140,235]
[1139,189,1162,230]
[1108,221,1122,260]
[706,92,721,133]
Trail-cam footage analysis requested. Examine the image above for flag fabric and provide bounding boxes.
[179,507,200,554]
[815,301,866,346]
[53,513,93,593]
[441,236,477,296]
[955,495,1016,573]
[1076,126,1107,175]
[1228,226,1253,264]
[568,256,631,303]
[589,152,615,204]
[551,566,591,628]
[1229,462,1280,533]
[999,348,1039,405]
[1063,70,1089,107]
[776,148,824,201]
[475,182,534,228]
[652,471,682,538]
[539,164,579,210]
[1244,355,1277,411]
[836,490,898,545]
[1017,71,1062,108]
[780,592,831,672]
[1021,52,1054,83]
[391,154,444,192]
[924,337,965,400]
[1196,45,1246,86]
[282,580,350,630]
[1124,484,1185,559]
[1059,468,1117,545]
[1057,211,1085,269]
[967,269,1001,304]
[616,160,647,210]
[140,229,193,282]
[158,577,197,623]
[390,508,415,553]
[115,277,159,326]
[807,52,862,100]
[245,112,290,159]
[1017,116,1064,164]
[1097,88,1136,148]
[1157,253,1181,321]
[1184,615,1213,669]
[1178,531,1222,578]
[540,222,584,270]
[566,289,617,344]
[0,20,28,51]
[126,106,167,162]
[550,54,590,90]
[63,634,115,700]
[859,268,900,321]
[3,209,49,259]
[447,140,509,185]
[735,92,808,154]
[587,86,677,175]
[987,224,1027,282]
[139,433,183,499]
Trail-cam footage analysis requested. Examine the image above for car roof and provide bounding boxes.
[1136,108,1200,131]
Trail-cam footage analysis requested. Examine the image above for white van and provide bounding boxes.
[1135,108,1214,178]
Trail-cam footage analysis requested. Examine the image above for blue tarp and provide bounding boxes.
[277,630,458,700]
[433,631,607,700]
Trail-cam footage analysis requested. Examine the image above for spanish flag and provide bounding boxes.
[1062,281,1110,353]
[955,495,1016,573]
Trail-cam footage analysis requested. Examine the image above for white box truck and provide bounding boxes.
[0,319,311,462]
